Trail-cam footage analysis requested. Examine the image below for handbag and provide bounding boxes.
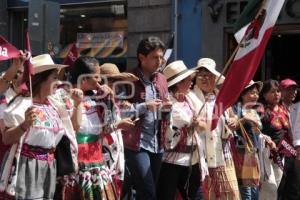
[55,135,75,177]
[232,122,260,186]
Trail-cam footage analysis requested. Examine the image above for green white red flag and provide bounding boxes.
[0,35,20,61]
[211,0,285,130]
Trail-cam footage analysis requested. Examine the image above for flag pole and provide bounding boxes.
[29,75,32,98]
[196,0,268,117]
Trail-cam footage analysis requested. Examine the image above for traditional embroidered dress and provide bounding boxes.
[0,97,70,200]
[0,88,16,199]
[76,96,116,200]
[193,86,240,200]
[101,108,124,198]
[0,92,78,200]
[158,91,207,199]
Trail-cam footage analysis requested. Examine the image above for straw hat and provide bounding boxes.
[99,63,139,82]
[194,58,225,84]
[245,80,263,92]
[163,60,196,87]
[31,54,68,75]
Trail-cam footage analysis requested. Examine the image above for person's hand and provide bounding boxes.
[96,83,114,99]
[120,73,139,82]
[192,116,207,132]
[161,100,172,112]
[263,135,277,150]
[116,118,136,130]
[227,117,238,130]
[12,50,29,68]
[70,88,83,107]
[145,99,162,112]
[22,107,36,130]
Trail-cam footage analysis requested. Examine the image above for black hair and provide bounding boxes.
[136,36,165,65]
[258,79,280,105]
[68,57,99,85]
[8,69,57,106]
[293,88,300,103]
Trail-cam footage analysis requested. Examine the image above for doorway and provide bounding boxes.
[264,33,300,83]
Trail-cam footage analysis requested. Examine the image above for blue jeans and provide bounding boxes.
[239,186,259,200]
[122,148,163,200]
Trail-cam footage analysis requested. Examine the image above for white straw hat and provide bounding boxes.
[194,58,225,84]
[163,60,195,87]
[245,80,263,92]
[31,54,68,75]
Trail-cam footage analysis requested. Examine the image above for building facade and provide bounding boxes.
[201,0,300,81]
[2,0,300,81]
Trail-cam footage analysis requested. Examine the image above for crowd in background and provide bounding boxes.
[0,36,299,200]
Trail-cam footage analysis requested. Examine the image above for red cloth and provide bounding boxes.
[0,35,20,61]
[63,43,79,66]
[20,31,34,92]
[211,27,274,130]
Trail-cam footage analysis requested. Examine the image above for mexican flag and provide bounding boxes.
[211,0,285,130]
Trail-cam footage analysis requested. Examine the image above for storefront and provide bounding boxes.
[6,0,128,70]
[201,0,300,81]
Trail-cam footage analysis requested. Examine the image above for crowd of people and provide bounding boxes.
[0,36,299,200]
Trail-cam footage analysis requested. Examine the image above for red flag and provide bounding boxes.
[0,35,20,61]
[19,32,34,92]
[211,0,284,130]
[63,43,79,66]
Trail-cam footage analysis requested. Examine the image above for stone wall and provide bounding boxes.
[126,0,172,70]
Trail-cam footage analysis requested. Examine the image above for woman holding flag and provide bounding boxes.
[0,54,82,200]
[192,58,240,200]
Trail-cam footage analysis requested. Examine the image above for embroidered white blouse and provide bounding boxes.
[163,91,205,167]
[23,102,66,148]
[79,96,102,135]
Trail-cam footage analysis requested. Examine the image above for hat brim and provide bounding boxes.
[102,73,139,82]
[33,64,69,75]
[245,81,263,92]
[193,66,225,84]
[168,70,196,87]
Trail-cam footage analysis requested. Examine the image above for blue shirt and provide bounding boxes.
[123,70,162,153]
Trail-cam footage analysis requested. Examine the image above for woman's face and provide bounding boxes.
[81,66,101,91]
[176,74,194,95]
[264,85,281,106]
[43,70,59,95]
[196,69,216,93]
[241,86,259,105]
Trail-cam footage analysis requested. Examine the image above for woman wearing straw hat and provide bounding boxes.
[0,54,83,200]
[99,63,138,198]
[231,80,275,200]
[192,58,240,200]
[157,60,207,200]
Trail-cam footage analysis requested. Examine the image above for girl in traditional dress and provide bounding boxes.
[0,54,82,200]
[99,63,138,198]
[69,57,135,200]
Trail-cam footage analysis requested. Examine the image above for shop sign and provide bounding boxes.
[76,32,124,48]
